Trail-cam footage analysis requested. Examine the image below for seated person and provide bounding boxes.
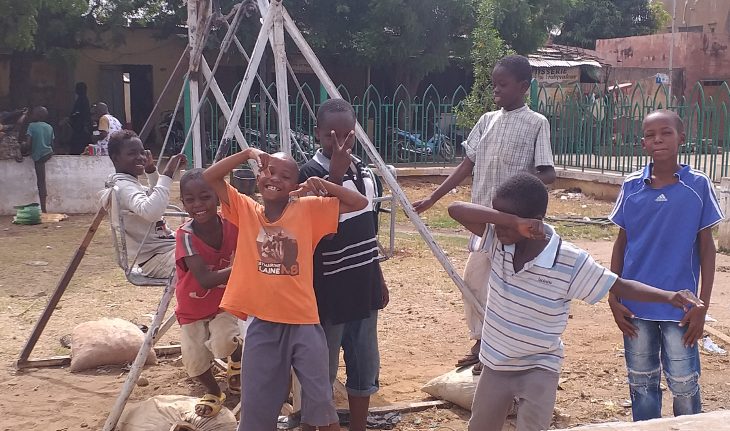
[175,168,242,417]
[100,130,185,278]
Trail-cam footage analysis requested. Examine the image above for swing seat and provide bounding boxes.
[105,184,187,287]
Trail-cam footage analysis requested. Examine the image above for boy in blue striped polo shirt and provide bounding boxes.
[608,109,724,421]
[448,173,703,431]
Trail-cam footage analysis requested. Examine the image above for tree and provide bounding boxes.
[0,0,92,107]
[489,0,573,54]
[286,0,475,95]
[456,0,511,127]
[456,0,574,126]
[555,0,670,49]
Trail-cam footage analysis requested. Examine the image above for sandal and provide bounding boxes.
[456,340,482,368]
[456,352,480,368]
[227,357,241,395]
[195,392,226,417]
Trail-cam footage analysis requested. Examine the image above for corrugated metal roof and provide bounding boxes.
[528,58,602,68]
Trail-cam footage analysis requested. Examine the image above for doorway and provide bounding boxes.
[98,64,154,133]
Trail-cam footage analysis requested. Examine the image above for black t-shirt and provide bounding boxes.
[299,151,383,324]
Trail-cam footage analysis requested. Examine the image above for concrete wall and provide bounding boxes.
[658,0,730,34]
[0,156,114,215]
[555,409,730,430]
[595,32,730,97]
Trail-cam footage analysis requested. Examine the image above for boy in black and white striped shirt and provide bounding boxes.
[299,99,388,431]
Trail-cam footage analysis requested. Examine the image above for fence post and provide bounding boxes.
[530,78,539,111]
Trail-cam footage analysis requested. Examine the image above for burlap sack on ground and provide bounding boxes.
[422,367,480,410]
[70,318,157,372]
[118,395,237,431]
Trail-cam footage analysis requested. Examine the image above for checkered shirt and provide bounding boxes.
[463,105,554,208]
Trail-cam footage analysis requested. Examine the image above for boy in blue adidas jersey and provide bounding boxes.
[608,109,724,421]
[448,173,703,431]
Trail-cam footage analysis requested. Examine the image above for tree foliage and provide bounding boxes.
[286,0,475,92]
[489,0,573,54]
[555,0,671,49]
[456,0,511,127]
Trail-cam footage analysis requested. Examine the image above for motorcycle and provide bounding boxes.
[392,122,454,163]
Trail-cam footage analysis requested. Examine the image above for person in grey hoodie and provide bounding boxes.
[100,129,186,278]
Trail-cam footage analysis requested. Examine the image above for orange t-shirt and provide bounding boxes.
[220,184,339,324]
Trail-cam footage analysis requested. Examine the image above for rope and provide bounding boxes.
[155,75,188,169]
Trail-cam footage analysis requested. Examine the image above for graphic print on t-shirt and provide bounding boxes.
[256,227,299,275]
[154,219,174,239]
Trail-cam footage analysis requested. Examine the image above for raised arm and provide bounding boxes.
[203,148,268,206]
[292,177,367,214]
[447,201,544,239]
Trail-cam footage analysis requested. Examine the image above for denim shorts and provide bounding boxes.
[321,310,380,397]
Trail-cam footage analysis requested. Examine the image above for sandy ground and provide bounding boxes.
[2,178,730,430]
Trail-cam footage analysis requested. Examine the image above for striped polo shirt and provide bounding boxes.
[477,223,617,373]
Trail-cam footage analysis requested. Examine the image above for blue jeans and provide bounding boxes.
[624,318,701,421]
[321,311,380,397]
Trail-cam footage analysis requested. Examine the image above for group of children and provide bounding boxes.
[104,53,721,431]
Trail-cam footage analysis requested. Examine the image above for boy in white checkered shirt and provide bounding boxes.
[412,55,556,374]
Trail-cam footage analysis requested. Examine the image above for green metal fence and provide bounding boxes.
[201,83,470,165]
[532,80,730,181]
[200,79,730,181]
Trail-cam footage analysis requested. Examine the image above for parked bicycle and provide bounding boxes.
[392,123,454,163]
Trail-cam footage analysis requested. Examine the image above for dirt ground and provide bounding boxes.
[2,177,730,430]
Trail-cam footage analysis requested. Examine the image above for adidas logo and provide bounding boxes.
[655,194,668,202]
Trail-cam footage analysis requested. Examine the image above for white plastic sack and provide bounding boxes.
[118,395,237,431]
[422,368,479,411]
[70,318,157,372]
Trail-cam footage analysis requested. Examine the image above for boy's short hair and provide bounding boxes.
[316,98,356,125]
[108,129,139,157]
[180,168,206,194]
[495,173,549,218]
[644,109,684,133]
[495,55,533,84]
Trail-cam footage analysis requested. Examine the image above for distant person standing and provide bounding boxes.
[90,102,122,156]
[26,107,54,213]
[69,82,91,155]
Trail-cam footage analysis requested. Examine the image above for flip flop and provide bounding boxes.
[227,357,241,395]
[195,392,226,418]
[455,351,480,368]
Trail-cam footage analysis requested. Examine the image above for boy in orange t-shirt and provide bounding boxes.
[203,145,368,431]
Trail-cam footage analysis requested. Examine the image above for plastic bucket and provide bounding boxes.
[230,168,257,196]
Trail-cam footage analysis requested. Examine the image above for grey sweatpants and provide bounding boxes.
[238,318,338,430]
[469,366,560,431]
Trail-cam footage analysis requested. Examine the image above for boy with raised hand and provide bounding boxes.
[412,55,556,374]
[608,109,723,421]
[448,173,703,431]
[203,145,368,431]
[101,130,186,278]
[298,99,388,431]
